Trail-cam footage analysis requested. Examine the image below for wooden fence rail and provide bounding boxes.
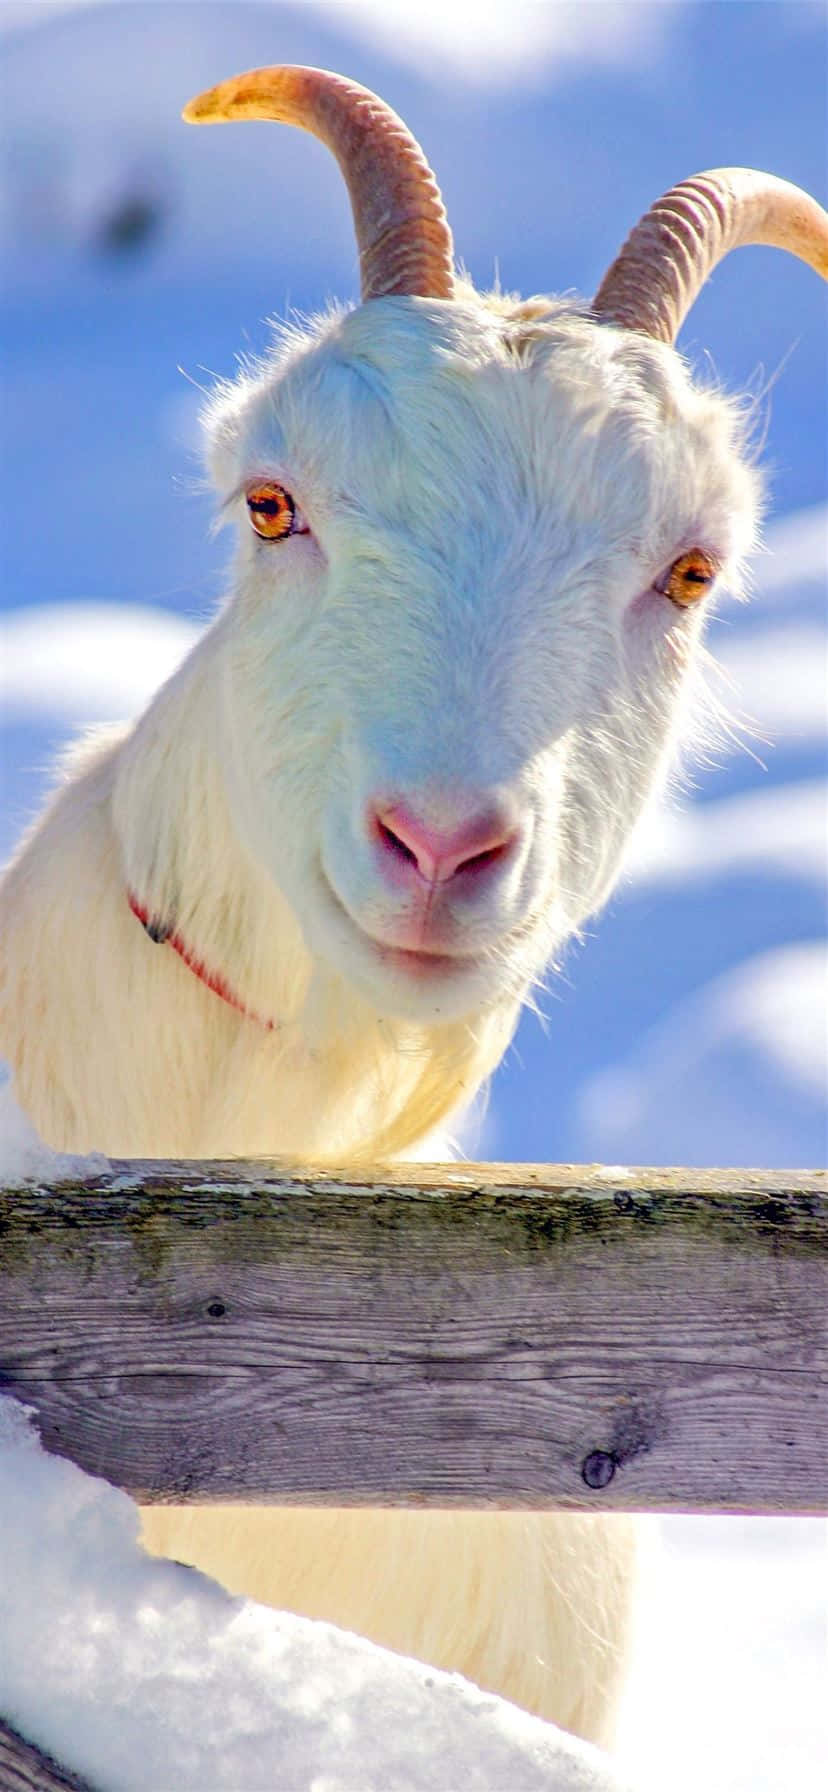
[0,1717,96,1792]
[1,1161,825,1513]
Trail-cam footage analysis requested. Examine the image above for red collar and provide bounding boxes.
[128,892,275,1030]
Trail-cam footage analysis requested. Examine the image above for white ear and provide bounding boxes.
[200,378,252,503]
[111,624,234,939]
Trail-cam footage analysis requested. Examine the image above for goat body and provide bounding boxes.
[2,65,825,1745]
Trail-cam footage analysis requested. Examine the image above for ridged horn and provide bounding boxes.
[183,65,455,303]
[593,168,828,342]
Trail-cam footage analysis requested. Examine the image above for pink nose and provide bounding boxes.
[371,799,518,886]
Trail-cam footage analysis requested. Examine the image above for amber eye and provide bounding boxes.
[246,481,297,541]
[658,549,720,608]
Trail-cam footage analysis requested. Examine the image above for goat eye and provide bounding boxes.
[246,481,298,541]
[657,549,719,607]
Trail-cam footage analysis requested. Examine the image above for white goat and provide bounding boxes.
[2,66,826,1746]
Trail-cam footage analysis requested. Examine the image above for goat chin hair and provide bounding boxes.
[2,64,825,1745]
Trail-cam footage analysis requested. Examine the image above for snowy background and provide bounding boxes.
[0,2,825,1789]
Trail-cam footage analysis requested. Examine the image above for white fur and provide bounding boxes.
[0,285,760,1742]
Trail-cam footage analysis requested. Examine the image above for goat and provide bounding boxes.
[1,65,825,1747]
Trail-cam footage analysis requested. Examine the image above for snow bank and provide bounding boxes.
[0,603,198,726]
[0,1400,633,1792]
[624,778,827,891]
[616,1513,828,1792]
[579,940,828,1168]
[0,1070,110,1185]
[316,0,676,83]
[747,501,827,605]
[712,622,828,744]
[0,0,679,84]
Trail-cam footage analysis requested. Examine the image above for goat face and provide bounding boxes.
[206,295,757,1026]
[181,67,824,1028]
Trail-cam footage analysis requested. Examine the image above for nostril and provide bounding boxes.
[376,817,420,870]
[370,799,520,886]
[462,841,511,875]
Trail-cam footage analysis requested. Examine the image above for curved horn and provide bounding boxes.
[593,168,828,342]
[183,65,455,303]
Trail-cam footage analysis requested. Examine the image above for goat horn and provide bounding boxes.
[183,65,455,303]
[593,168,828,342]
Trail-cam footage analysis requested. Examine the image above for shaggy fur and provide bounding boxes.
[1,289,760,1742]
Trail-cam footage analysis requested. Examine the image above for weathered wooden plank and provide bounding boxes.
[0,1162,825,1513]
[0,1717,96,1792]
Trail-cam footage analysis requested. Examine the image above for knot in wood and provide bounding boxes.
[581,1449,617,1490]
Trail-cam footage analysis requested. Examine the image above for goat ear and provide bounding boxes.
[200,386,245,504]
[112,692,199,945]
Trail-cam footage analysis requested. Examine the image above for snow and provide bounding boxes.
[624,778,828,890]
[746,501,827,604]
[711,621,827,742]
[579,941,828,1168]
[0,603,198,726]
[310,0,678,84]
[0,1399,630,1792]
[0,1071,110,1185]
[617,1514,828,1792]
[1,0,680,84]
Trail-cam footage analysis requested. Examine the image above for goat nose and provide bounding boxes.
[371,800,518,886]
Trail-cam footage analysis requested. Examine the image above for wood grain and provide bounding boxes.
[1,1161,825,1512]
[0,1718,96,1791]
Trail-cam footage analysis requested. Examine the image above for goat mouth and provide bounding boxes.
[314,867,477,983]
[371,941,466,977]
